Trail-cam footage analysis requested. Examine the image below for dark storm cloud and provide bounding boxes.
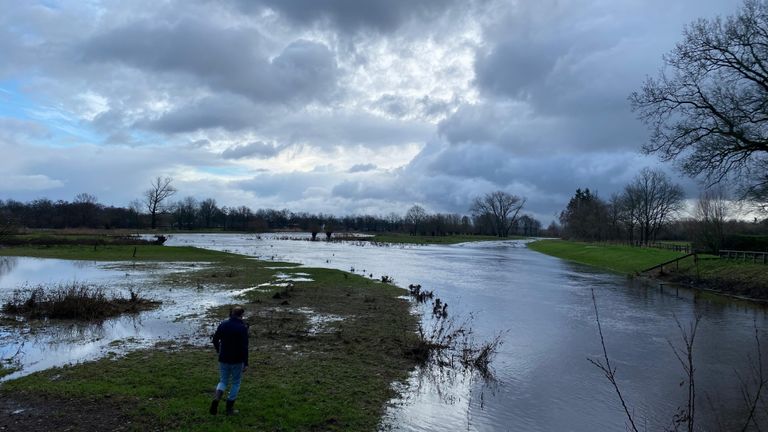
[347,163,377,173]
[221,141,281,159]
[81,19,339,104]
[140,95,268,134]
[229,0,465,34]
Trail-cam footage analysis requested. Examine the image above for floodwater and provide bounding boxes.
[0,257,234,380]
[163,233,768,431]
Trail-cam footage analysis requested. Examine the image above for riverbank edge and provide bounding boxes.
[0,245,421,431]
[527,239,768,302]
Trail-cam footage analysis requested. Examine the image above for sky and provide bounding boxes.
[0,0,744,223]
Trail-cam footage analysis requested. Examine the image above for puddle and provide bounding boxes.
[294,307,344,335]
[274,273,314,282]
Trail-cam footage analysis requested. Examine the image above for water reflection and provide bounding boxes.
[0,257,18,279]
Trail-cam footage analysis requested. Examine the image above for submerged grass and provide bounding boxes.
[0,246,422,431]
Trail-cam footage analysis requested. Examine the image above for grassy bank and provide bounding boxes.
[527,239,685,274]
[528,239,768,299]
[0,246,420,431]
[0,244,241,261]
[370,233,517,245]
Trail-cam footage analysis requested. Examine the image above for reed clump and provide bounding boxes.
[2,283,160,320]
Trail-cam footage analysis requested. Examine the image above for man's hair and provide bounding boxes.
[231,305,245,318]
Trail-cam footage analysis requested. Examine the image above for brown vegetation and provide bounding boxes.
[2,283,160,320]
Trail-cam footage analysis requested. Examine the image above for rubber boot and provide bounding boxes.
[209,389,224,415]
[225,399,236,416]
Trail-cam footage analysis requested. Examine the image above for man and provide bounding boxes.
[210,305,249,415]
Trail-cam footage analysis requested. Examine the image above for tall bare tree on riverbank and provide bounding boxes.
[470,191,526,237]
[144,176,177,229]
[630,0,768,209]
[623,168,685,244]
[694,187,731,252]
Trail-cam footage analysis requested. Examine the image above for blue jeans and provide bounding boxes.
[216,362,244,401]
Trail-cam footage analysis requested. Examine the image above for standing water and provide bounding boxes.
[0,257,234,380]
[165,233,768,431]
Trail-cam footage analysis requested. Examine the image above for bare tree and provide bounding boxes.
[470,191,526,238]
[73,193,100,227]
[623,168,685,244]
[172,196,198,230]
[630,0,768,205]
[198,198,219,229]
[144,176,177,229]
[405,205,427,235]
[694,187,731,253]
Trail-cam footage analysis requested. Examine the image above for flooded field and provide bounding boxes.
[0,257,229,380]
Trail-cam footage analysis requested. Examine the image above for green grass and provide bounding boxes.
[0,253,420,431]
[370,233,520,245]
[529,239,768,300]
[527,239,686,274]
[665,257,768,299]
[0,244,241,261]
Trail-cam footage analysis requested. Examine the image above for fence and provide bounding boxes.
[719,249,768,264]
[602,241,692,254]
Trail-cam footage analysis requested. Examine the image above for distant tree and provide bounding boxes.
[470,191,526,238]
[198,198,219,229]
[323,217,337,240]
[405,205,428,235]
[144,176,177,229]
[694,187,731,252]
[559,189,608,241]
[72,193,100,227]
[623,168,685,244]
[630,0,768,206]
[172,196,198,230]
[544,220,561,237]
[517,214,542,236]
[0,210,17,243]
[128,199,144,228]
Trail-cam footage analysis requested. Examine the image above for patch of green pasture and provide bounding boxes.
[527,239,685,274]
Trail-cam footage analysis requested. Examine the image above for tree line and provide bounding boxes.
[558,167,768,252]
[0,180,540,238]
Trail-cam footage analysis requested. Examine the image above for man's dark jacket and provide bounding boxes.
[212,317,249,365]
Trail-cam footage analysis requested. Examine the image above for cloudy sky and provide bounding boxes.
[0,0,743,222]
